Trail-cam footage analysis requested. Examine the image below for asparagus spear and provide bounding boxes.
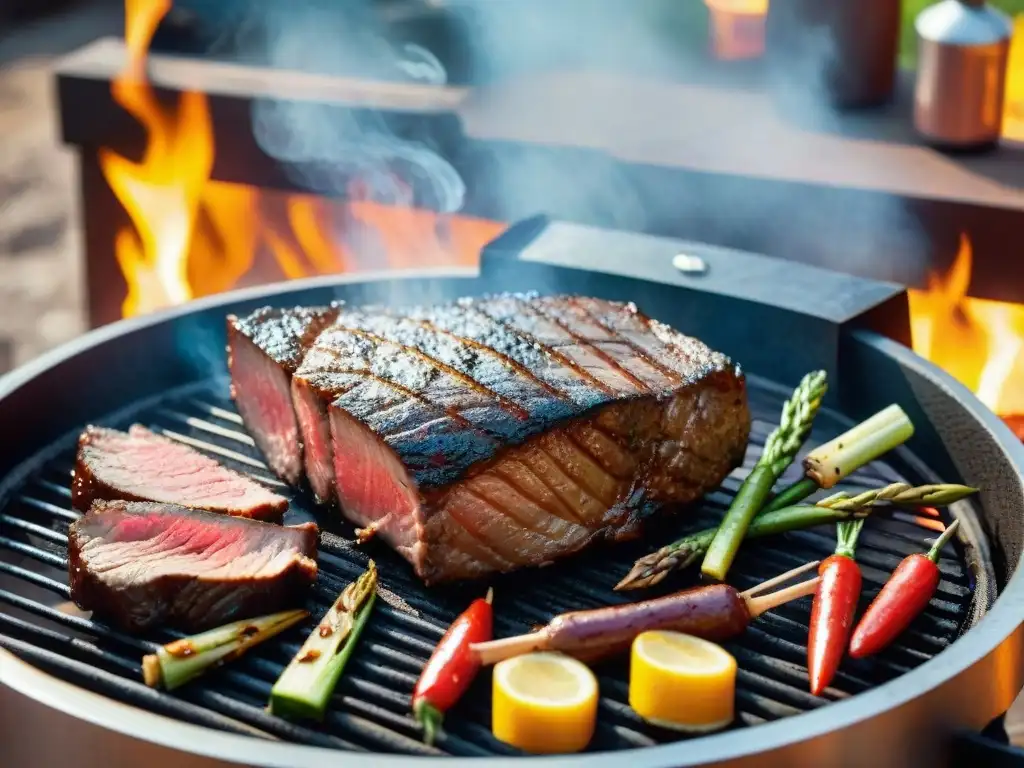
[700,370,828,581]
[142,609,308,690]
[763,404,916,513]
[618,482,977,590]
[269,561,378,721]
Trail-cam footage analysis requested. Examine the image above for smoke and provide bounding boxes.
[248,2,464,213]
[235,0,926,286]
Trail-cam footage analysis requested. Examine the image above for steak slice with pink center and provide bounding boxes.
[68,500,318,632]
[227,304,340,484]
[72,424,288,522]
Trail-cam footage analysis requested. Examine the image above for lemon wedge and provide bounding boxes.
[492,652,598,753]
[629,630,736,732]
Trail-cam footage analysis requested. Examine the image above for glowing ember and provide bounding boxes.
[704,0,769,61]
[908,234,1024,439]
[102,1,504,320]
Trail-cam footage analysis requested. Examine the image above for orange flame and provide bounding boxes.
[908,234,1024,438]
[102,0,504,320]
[100,0,211,316]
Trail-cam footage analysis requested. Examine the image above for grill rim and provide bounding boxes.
[1,267,1023,768]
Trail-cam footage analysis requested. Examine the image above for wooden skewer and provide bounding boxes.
[473,629,551,666]
[471,573,822,666]
[740,559,820,599]
[743,577,820,618]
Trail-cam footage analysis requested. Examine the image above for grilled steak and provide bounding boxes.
[72,424,288,521]
[68,500,318,632]
[227,304,341,485]
[230,294,751,583]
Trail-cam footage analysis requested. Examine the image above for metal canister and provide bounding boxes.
[765,0,902,109]
[914,0,1014,148]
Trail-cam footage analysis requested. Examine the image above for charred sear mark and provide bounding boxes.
[165,639,196,658]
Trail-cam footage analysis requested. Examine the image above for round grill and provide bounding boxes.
[0,372,976,756]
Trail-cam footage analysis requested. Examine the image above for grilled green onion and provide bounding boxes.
[142,609,308,690]
[801,404,915,491]
[269,561,378,721]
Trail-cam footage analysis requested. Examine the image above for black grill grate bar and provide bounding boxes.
[336,676,519,756]
[222,647,450,753]
[155,408,258,446]
[34,479,73,499]
[339,695,502,757]
[728,645,854,699]
[734,688,803,721]
[13,496,78,523]
[594,699,667,741]
[0,610,141,676]
[746,613,915,680]
[0,560,72,598]
[0,633,281,741]
[0,537,66,568]
[212,667,445,756]
[0,513,69,545]
[192,401,245,424]
[0,588,153,653]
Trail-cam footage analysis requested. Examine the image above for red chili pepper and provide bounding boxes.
[807,520,864,696]
[849,519,960,659]
[412,588,493,745]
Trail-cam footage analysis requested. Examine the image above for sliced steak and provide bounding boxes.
[72,425,288,522]
[227,304,341,484]
[233,294,750,583]
[68,500,318,632]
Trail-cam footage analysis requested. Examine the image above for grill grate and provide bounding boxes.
[0,376,974,756]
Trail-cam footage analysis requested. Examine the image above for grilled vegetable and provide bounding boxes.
[142,609,308,690]
[629,631,737,733]
[413,588,494,746]
[269,561,378,721]
[807,520,865,695]
[492,652,598,754]
[473,562,822,666]
[618,482,976,591]
[701,370,828,581]
[849,519,962,658]
[765,404,915,512]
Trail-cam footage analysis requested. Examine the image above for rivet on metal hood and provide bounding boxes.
[672,253,709,276]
